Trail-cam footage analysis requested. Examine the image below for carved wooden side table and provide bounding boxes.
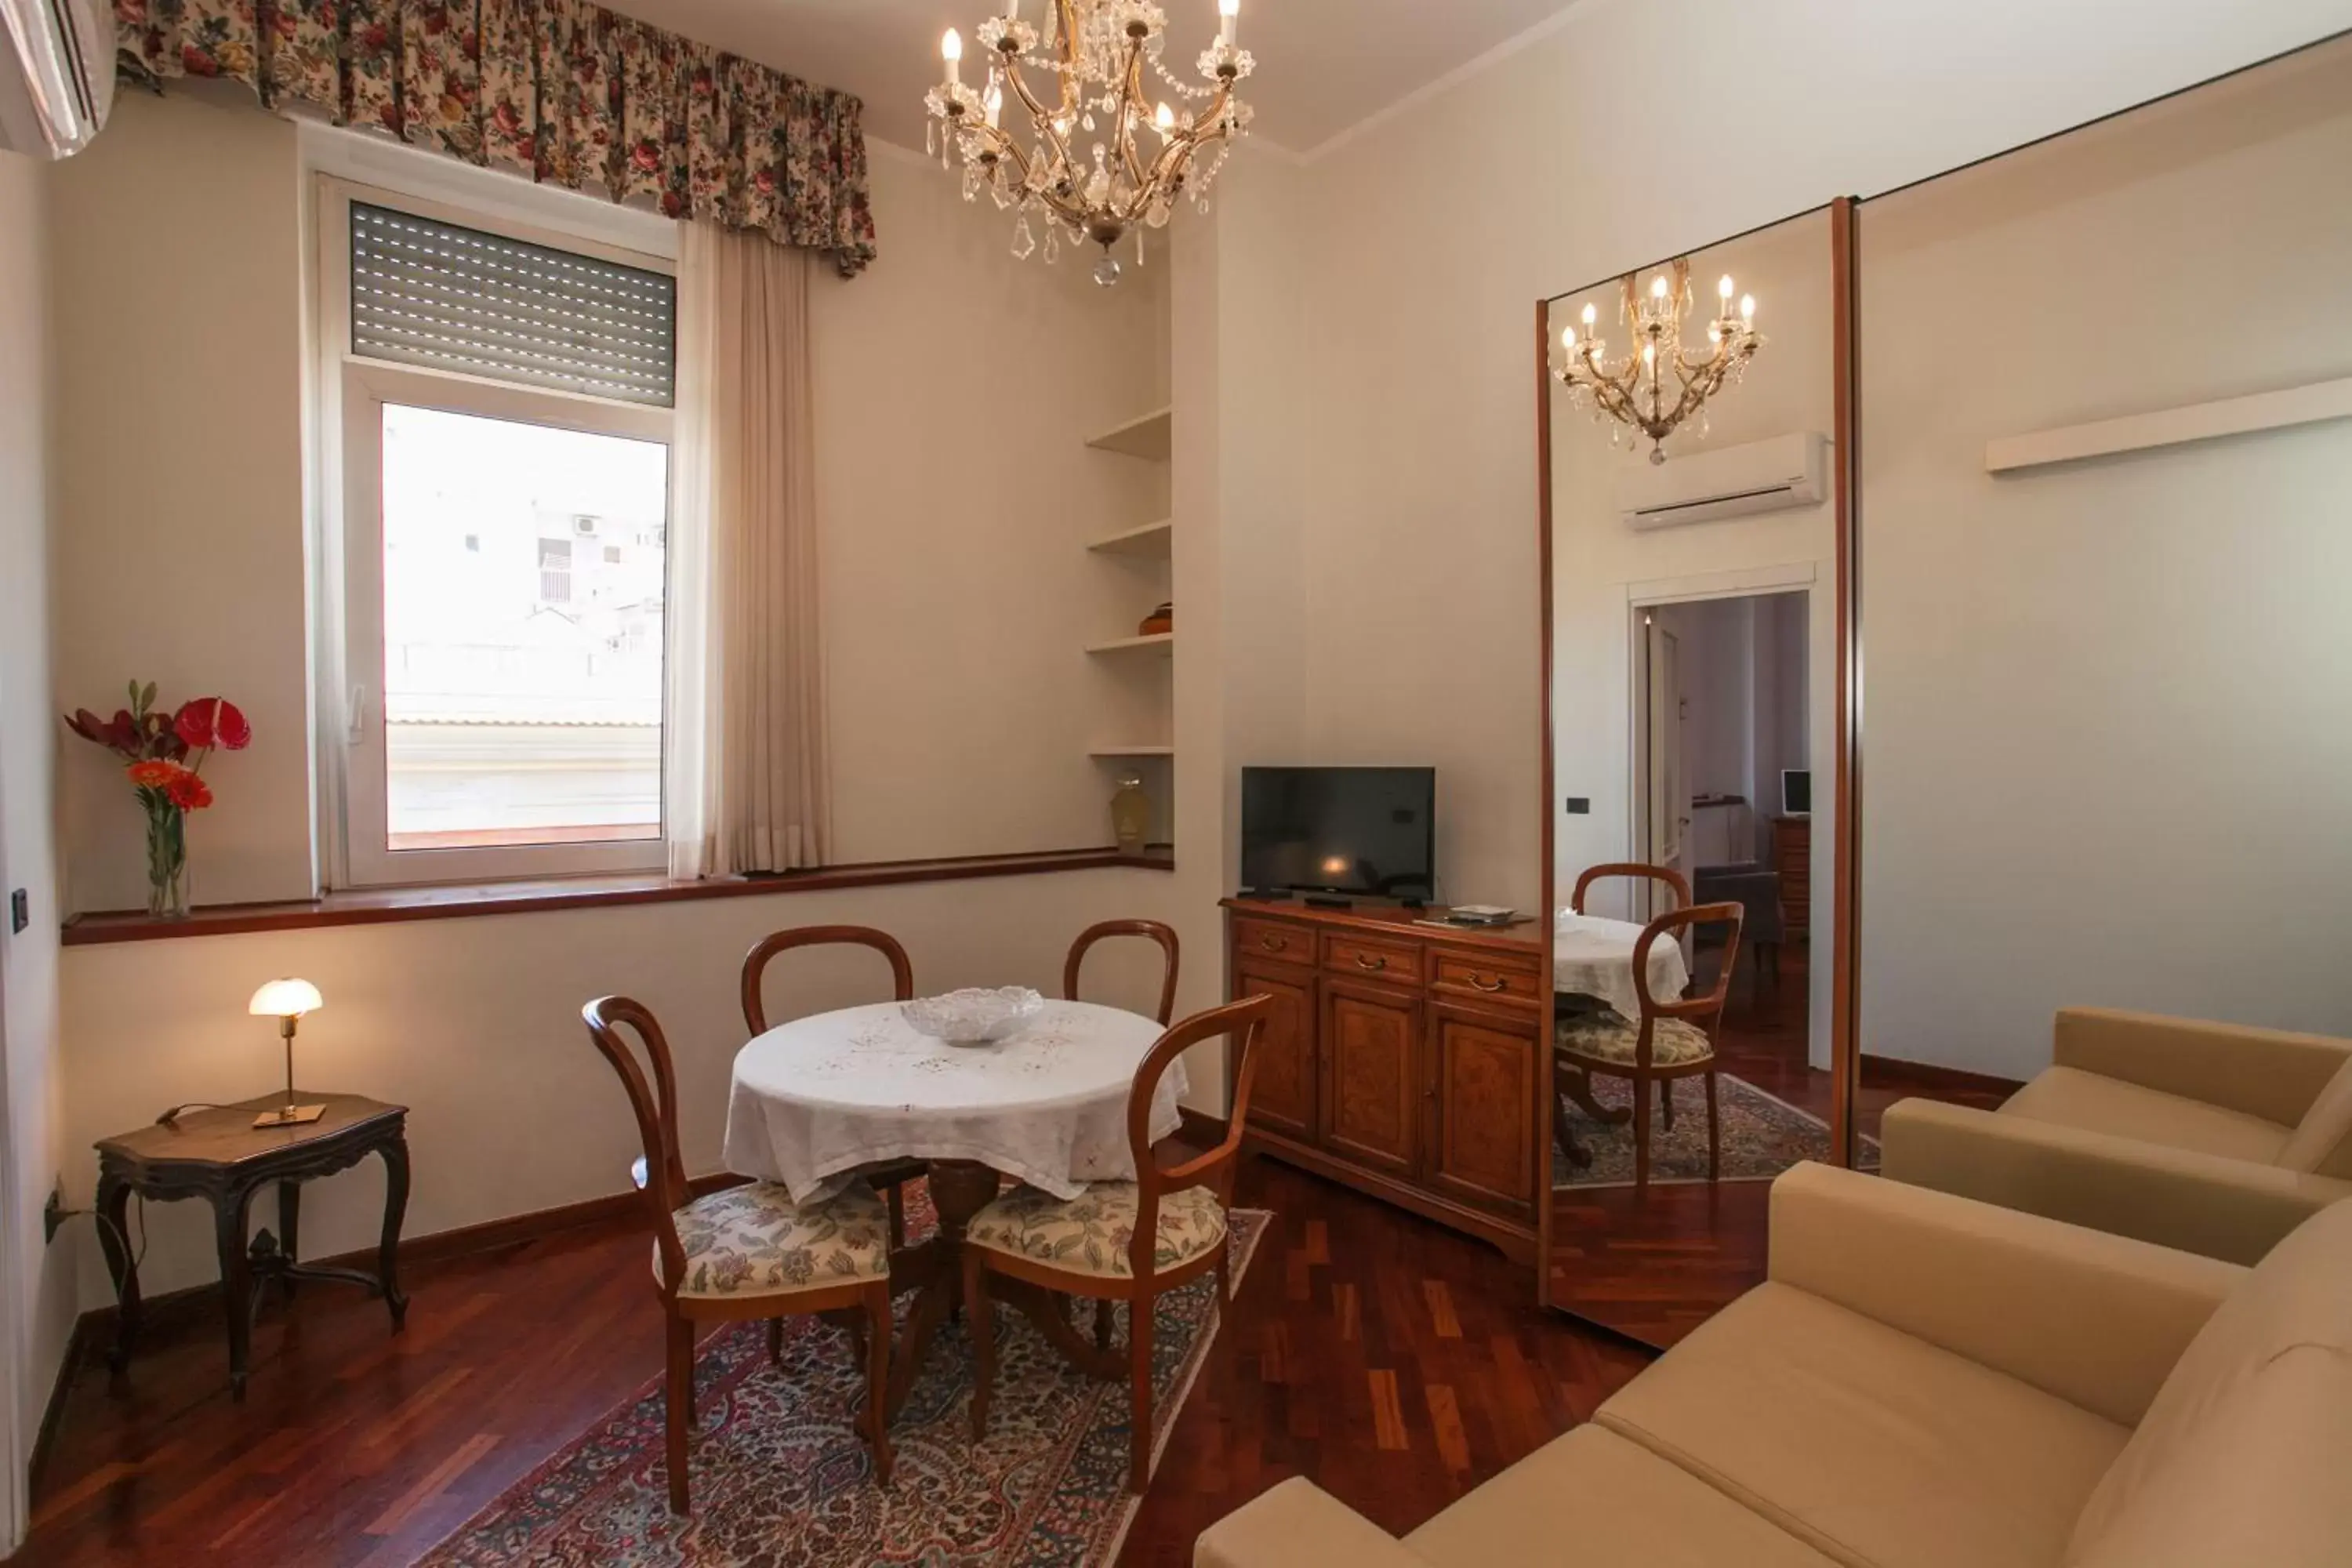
[93,1093,410,1401]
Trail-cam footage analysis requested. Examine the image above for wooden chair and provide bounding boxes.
[964,993,1272,1493]
[1554,902,1744,1197]
[1064,918,1181,1024]
[742,925,926,1245]
[582,996,895,1514]
[1570,861,1692,918]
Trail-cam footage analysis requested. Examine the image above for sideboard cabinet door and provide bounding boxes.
[1319,978,1421,1177]
[1233,963,1316,1142]
[1425,1000,1539,1217]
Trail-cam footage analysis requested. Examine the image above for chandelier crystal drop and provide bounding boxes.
[1553,259,1764,463]
[926,0,1256,285]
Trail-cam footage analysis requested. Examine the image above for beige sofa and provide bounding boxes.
[1195,1162,2352,1568]
[1882,1008,2352,1264]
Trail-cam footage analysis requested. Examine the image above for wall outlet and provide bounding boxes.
[1564,797,1591,815]
[9,888,25,935]
[42,1185,64,1245]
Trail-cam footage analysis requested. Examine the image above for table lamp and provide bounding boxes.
[249,978,326,1127]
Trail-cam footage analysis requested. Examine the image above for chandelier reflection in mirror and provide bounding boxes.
[925,0,1255,286]
[1555,260,1763,463]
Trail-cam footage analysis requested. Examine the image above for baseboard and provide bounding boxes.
[1860,1053,2026,1096]
[34,1168,750,1485]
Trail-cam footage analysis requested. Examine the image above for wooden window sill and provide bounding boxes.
[60,845,1175,946]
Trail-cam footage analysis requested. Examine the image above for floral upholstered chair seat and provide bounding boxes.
[967,1181,1228,1278]
[1556,1011,1716,1068]
[655,1179,891,1300]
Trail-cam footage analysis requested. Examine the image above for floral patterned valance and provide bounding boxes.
[114,0,877,275]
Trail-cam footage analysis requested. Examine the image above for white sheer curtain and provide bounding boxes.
[666,222,831,877]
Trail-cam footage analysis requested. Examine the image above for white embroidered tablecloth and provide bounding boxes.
[722,999,1186,1203]
[1554,909,1692,1021]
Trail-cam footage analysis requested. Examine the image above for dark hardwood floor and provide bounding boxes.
[27,1156,1653,1566]
[1547,942,2016,1346]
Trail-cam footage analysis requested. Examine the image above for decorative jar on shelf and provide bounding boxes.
[1110,773,1152,851]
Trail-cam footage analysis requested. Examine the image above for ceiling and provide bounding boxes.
[605,0,1584,156]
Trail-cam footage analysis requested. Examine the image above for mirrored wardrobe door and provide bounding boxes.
[1857,36,2352,1218]
[1535,205,1862,1343]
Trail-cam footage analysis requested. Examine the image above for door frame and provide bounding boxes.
[1532,197,1864,1312]
[1625,572,1817,935]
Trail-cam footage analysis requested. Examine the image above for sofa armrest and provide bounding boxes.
[1768,1162,2244,1427]
[1882,1098,2350,1265]
[1196,1479,1428,1568]
[2052,1008,2350,1127]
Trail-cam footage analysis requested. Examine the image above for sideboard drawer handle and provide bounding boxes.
[1468,974,1504,993]
[1355,954,1387,971]
[1261,934,1283,950]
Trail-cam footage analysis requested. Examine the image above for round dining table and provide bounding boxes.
[722,997,1184,1411]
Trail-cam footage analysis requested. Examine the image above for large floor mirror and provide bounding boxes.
[1535,205,1861,1342]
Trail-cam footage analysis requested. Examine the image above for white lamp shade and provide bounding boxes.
[249,978,324,1018]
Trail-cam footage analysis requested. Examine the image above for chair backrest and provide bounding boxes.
[582,996,688,1294]
[1633,899,1744,1036]
[1123,994,1272,1281]
[2278,1054,2352,1179]
[1065,919,1181,1024]
[741,924,914,1036]
[2068,1198,2352,1566]
[1572,862,1692,918]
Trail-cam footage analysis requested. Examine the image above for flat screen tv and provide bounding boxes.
[1781,768,1812,816]
[1240,766,1436,901]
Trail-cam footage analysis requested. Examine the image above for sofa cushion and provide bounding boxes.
[2002,1065,2292,1165]
[1593,1282,2129,1568]
[1403,1424,1836,1568]
[2276,1054,2352,1178]
[2070,1199,2352,1564]
[2067,1346,2352,1568]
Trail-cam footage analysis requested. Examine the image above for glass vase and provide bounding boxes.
[145,800,190,920]
[1109,773,1152,851]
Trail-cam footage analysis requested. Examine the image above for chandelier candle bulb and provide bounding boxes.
[1742,294,1756,323]
[942,27,963,83]
[1219,0,1240,44]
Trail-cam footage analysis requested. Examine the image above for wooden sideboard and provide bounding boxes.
[1221,898,1544,1261]
[1772,815,1812,940]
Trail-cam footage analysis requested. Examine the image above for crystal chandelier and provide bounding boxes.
[1554,259,1763,463]
[926,0,1255,285]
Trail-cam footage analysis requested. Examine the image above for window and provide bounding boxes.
[325,185,678,885]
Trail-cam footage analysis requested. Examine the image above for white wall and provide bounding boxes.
[49,93,313,912]
[815,143,1169,862]
[1276,0,2352,924]
[1859,41,2352,1079]
[0,147,73,1548]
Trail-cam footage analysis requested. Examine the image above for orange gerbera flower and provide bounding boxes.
[164,772,214,811]
[127,760,185,790]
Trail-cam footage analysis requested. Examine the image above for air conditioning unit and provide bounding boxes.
[0,0,113,158]
[1615,431,1829,531]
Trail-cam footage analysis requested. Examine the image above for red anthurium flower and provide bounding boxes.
[164,772,214,811]
[175,698,252,751]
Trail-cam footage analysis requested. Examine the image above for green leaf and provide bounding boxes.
[140,681,158,711]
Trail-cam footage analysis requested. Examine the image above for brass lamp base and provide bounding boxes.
[255,1102,327,1128]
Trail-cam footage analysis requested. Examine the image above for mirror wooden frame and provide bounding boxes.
[1530,197,1864,1311]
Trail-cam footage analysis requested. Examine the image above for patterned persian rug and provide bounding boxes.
[1553,1072,1881,1190]
[419,1181,1268,1567]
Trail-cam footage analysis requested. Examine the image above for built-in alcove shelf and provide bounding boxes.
[1083,405,1173,461]
[1086,517,1174,557]
[1087,744,1175,759]
[1083,631,1174,656]
[1985,375,2352,474]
